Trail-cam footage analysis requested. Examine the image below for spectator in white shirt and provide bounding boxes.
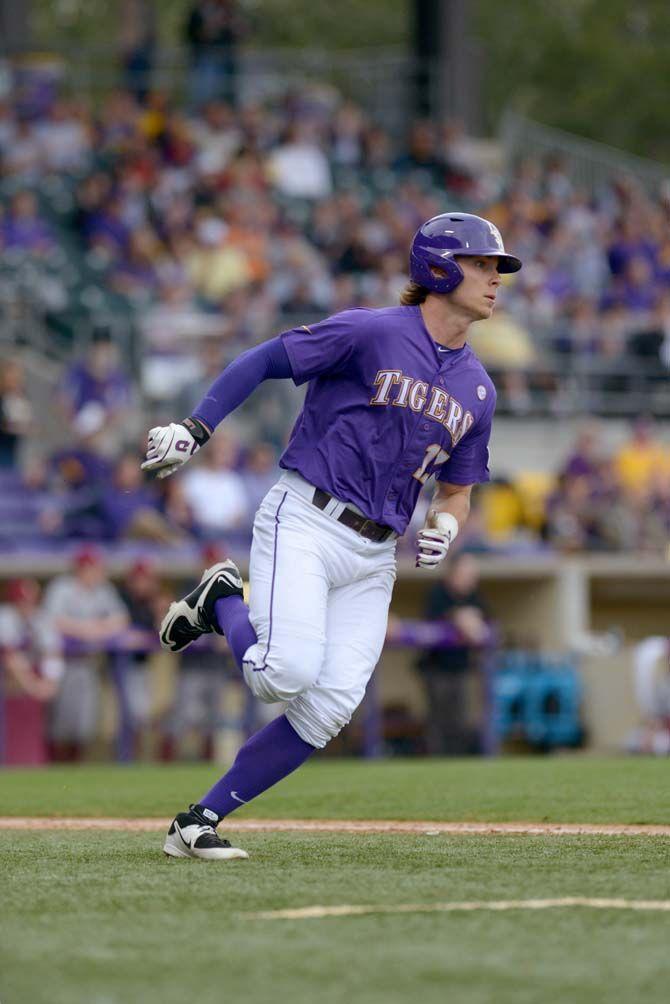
[267,122,333,200]
[182,429,248,537]
[626,637,670,755]
[191,99,241,177]
[34,99,92,173]
[2,118,42,182]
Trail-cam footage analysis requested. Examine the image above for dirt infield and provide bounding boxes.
[1,817,670,835]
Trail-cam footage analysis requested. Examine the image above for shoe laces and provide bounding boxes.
[193,827,233,849]
[187,805,231,848]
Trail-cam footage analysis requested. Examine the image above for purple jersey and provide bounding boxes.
[279,306,496,535]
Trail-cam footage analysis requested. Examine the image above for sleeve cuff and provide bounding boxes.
[279,331,304,386]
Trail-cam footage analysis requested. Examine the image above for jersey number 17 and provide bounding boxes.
[413,443,449,485]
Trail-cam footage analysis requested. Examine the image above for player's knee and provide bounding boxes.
[268,652,321,701]
[320,708,352,744]
[286,690,361,749]
[243,646,322,703]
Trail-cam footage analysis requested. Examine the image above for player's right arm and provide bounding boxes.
[141,336,292,478]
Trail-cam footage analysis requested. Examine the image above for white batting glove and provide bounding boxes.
[416,512,459,569]
[141,419,209,479]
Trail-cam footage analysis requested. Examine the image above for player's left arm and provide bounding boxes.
[415,481,472,568]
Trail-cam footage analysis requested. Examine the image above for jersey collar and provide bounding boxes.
[411,305,472,368]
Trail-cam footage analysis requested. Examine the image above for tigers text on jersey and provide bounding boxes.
[279,305,496,535]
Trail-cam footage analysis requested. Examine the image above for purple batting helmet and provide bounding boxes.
[409,212,522,294]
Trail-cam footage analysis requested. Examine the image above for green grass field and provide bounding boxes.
[2,755,670,822]
[2,757,669,1004]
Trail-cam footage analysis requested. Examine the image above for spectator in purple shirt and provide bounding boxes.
[84,192,130,255]
[59,327,132,432]
[607,215,658,277]
[100,452,187,542]
[3,191,54,255]
[561,422,606,483]
[45,414,113,541]
[99,453,156,539]
[72,172,114,242]
[618,255,659,313]
[109,227,161,299]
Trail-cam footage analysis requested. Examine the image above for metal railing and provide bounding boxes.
[3,267,668,419]
[500,110,670,193]
[0,621,498,764]
[1,43,420,135]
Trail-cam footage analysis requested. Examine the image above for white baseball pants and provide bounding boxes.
[242,471,397,748]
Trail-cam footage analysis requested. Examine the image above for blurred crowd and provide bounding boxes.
[477,418,670,555]
[0,325,279,547]
[2,328,670,555]
[1,43,670,556]
[1,39,670,417]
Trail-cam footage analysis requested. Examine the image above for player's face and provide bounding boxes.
[449,256,502,320]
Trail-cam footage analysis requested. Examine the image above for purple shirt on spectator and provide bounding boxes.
[51,447,112,488]
[563,454,597,480]
[61,362,130,416]
[620,283,658,312]
[3,216,54,252]
[607,238,657,277]
[100,486,157,539]
[84,210,129,251]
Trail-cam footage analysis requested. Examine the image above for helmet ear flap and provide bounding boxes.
[409,248,464,293]
[432,256,464,293]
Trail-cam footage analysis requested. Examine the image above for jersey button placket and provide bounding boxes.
[393,375,441,511]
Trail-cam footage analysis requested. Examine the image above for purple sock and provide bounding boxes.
[199,714,315,820]
[214,595,257,671]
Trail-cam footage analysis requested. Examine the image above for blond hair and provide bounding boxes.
[399,281,429,306]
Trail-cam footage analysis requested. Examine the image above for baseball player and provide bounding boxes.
[142,213,521,860]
